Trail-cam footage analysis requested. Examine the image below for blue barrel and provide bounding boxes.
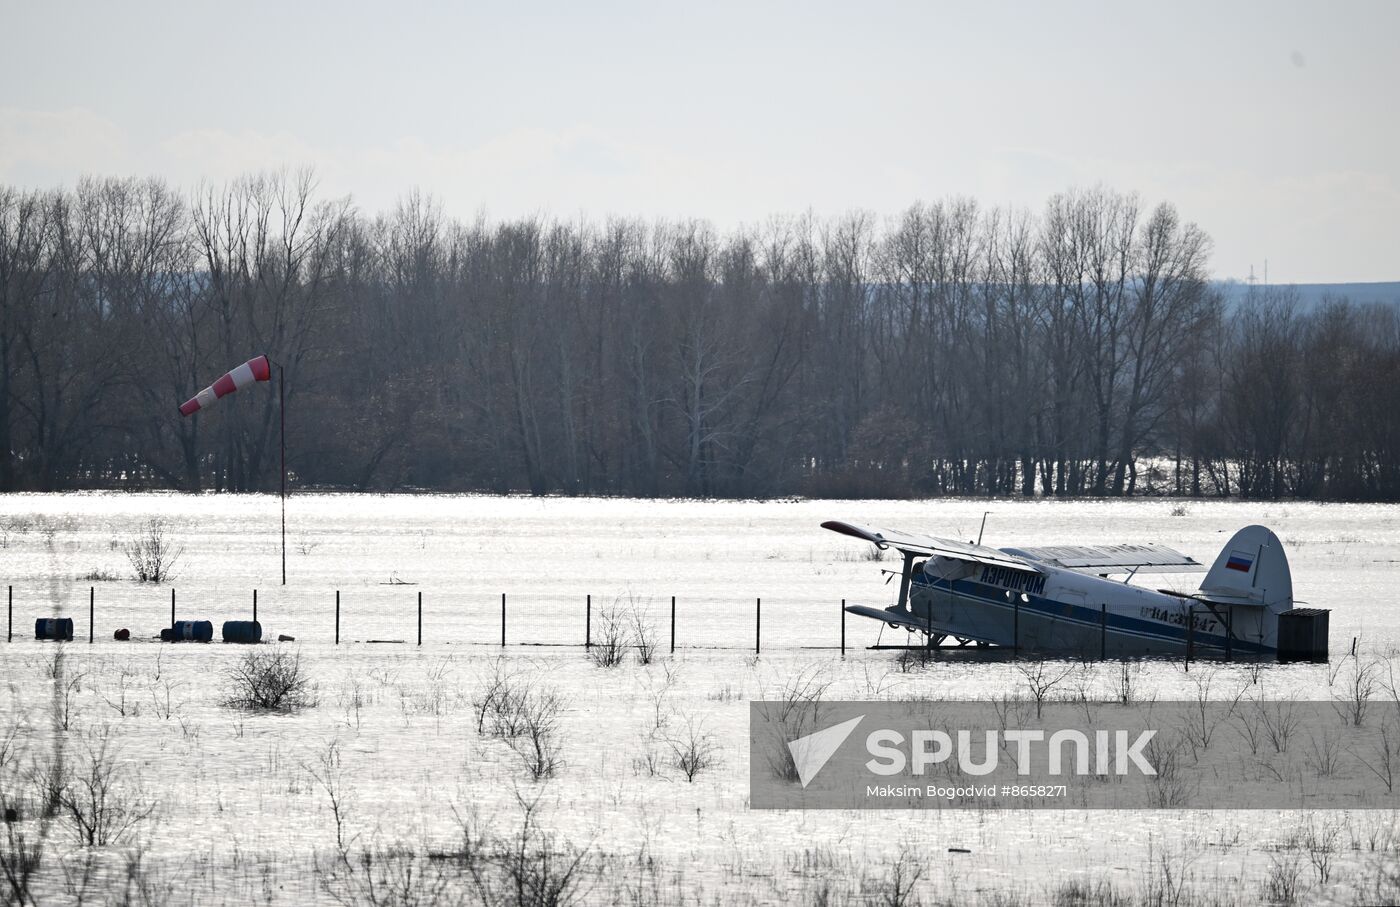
[221,621,262,644]
[170,620,213,642]
[34,618,74,641]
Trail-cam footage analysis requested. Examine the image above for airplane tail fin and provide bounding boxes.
[1198,525,1292,610]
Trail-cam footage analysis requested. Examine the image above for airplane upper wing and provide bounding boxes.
[1012,543,1205,574]
[821,520,1040,573]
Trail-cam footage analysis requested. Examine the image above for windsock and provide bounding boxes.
[179,355,271,416]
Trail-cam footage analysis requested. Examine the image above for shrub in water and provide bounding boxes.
[224,648,317,711]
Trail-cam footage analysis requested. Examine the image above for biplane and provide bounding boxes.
[824,520,1323,659]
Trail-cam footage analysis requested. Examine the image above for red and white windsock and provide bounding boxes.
[179,355,271,416]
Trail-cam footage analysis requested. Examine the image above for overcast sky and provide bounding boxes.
[2,1,1396,283]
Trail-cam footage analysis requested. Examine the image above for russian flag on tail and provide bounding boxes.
[1225,551,1254,573]
[179,355,271,416]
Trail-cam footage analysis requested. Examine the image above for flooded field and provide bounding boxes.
[2,493,1399,904]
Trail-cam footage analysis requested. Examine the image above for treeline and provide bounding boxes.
[1,173,1398,500]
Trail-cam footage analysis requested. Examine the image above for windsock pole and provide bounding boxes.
[280,362,286,586]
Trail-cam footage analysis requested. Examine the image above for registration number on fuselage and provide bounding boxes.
[1139,605,1218,634]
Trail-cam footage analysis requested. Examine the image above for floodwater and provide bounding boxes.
[3,493,1397,654]
[1,493,1398,904]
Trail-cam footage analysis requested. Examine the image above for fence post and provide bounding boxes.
[418,591,423,647]
[253,589,258,626]
[585,594,591,649]
[840,599,845,655]
[1012,595,1019,659]
[1186,607,1194,669]
[755,598,761,655]
[501,593,506,647]
[89,587,94,644]
[670,596,676,654]
[335,591,340,645]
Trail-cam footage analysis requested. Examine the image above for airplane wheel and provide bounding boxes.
[888,622,902,630]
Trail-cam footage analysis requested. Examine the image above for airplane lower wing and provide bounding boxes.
[844,603,995,644]
[822,521,1039,572]
[845,603,938,632]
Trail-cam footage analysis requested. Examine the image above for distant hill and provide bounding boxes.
[1214,280,1400,310]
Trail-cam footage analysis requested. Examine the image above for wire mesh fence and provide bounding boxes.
[5,583,862,652]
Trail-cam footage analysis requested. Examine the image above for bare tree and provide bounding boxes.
[0,188,53,493]
[53,728,157,847]
[6,172,1400,503]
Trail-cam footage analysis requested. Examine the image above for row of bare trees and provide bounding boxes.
[1,174,1397,499]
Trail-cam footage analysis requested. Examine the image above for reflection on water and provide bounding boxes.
[0,493,1397,902]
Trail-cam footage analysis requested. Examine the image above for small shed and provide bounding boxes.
[1277,608,1329,663]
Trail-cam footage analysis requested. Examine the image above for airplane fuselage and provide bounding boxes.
[827,520,1299,659]
[901,551,1273,657]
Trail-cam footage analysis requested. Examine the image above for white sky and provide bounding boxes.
[1,1,1396,283]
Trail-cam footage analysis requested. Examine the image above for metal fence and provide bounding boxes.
[6,584,872,653]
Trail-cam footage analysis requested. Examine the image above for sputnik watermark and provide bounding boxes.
[788,719,1154,791]
[864,728,1156,777]
[750,700,1400,809]
[787,719,1156,787]
[788,715,863,787]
